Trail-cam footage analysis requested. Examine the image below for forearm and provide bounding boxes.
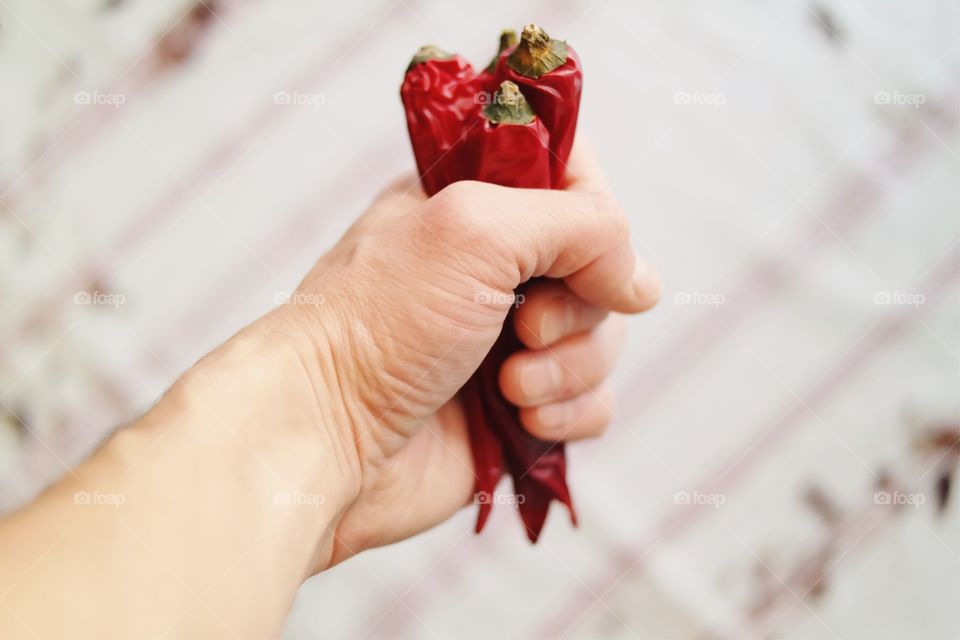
[0,317,356,638]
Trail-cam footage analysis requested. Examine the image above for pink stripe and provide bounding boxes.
[0,0,249,208]
[61,136,406,457]
[536,245,960,638]
[741,455,944,636]
[357,96,957,637]
[0,1,407,366]
[617,110,944,419]
[156,138,408,360]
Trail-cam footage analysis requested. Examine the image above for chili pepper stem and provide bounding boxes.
[483,81,536,125]
[406,44,453,71]
[506,23,568,79]
[485,28,518,73]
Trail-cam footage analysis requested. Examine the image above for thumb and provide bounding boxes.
[418,180,659,314]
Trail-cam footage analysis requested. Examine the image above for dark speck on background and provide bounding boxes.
[811,4,844,44]
[935,469,953,514]
[802,484,842,527]
[155,0,219,68]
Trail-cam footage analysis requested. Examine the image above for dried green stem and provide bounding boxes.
[506,23,568,78]
[407,45,453,72]
[483,81,536,125]
[485,28,518,73]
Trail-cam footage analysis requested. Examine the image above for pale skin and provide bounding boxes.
[0,141,660,639]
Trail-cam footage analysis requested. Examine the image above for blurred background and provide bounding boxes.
[1,0,958,637]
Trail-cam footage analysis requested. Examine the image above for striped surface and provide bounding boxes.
[1,0,958,638]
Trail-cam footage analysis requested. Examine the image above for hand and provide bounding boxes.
[267,140,661,565]
[0,141,660,639]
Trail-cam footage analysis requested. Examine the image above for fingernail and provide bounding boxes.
[632,256,661,303]
[521,358,564,401]
[537,402,569,430]
[539,303,573,346]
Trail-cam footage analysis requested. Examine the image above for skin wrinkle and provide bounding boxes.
[293,341,363,498]
[514,283,609,349]
[417,194,521,292]
[301,294,387,475]
[0,142,660,637]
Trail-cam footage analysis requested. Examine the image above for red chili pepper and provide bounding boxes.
[463,81,560,539]
[400,46,483,196]
[495,24,582,187]
[399,25,583,542]
[471,81,551,188]
[463,294,576,541]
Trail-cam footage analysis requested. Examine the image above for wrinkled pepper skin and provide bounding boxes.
[471,118,551,188]
[465,86,564,540]
[464,280,577,542]
[400,51,482,196]
[495,44,582,187]
[400,27,581,542]
[460,361,504,533]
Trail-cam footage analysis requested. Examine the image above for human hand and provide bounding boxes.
[0,141,660,639]
[260,139,661,566]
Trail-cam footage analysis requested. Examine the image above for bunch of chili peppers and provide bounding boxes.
[401,24,583,542]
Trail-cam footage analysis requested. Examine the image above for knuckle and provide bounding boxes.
[426,181,487,240]
[588,191,629,236]
[431,180,481,214]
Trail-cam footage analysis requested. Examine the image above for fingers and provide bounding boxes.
[499,315,626,407]
[519,387,615,441]
[423,179,660,314]
[513,280,608,349]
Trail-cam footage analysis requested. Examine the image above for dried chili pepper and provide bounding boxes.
[464,284,576,541]
[471,81,551,188]
[399,24,583,542]
[464,80,558,538]
[400,46,483,196]
[494,24,582,187]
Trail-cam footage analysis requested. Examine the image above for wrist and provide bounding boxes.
[130,310,362,572]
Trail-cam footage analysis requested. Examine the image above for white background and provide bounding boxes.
[1,0,958,638]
